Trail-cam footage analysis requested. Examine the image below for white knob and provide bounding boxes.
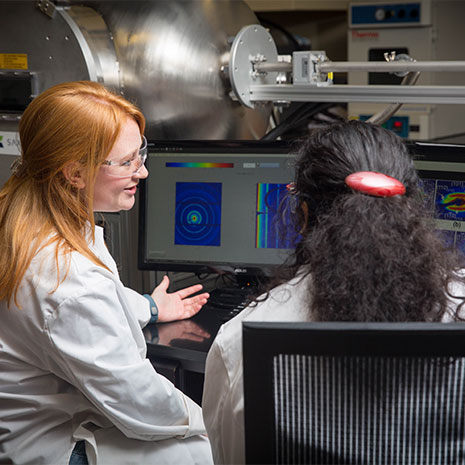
[375,8,386,21]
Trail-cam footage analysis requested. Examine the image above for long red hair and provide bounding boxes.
[0,81,145,306]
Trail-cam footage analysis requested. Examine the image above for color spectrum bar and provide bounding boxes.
[166,162,234,168]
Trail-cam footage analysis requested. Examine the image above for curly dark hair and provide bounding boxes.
[262,120,465,322]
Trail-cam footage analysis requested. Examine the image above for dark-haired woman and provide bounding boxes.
[202,119,465,464]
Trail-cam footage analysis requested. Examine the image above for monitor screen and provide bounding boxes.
[0,72,34,112]
[138,141,295,278]
[412,141,465,255]
[138,140,465,278]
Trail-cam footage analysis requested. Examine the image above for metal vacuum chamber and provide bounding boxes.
[0,0,271,290]
[0,0,271,141]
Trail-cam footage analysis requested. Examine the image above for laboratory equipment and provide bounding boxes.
[348,0,465,139]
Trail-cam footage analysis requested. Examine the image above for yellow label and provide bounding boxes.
[0,54,28,70]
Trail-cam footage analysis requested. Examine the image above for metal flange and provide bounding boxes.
[229,24,278,108]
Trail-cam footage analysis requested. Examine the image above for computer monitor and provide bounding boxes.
[411,141,465,254]
[138,140,465,280]
[138,140,295,280]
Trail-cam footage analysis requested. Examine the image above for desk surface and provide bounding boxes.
[144,305,227,373]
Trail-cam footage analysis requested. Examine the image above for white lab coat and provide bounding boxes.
[0,225,212,465]
[202,271,465,465]
[202,274,311,465]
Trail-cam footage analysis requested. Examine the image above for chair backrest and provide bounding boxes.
[242,321,465,465]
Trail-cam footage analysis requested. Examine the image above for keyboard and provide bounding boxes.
[203,287,254,322]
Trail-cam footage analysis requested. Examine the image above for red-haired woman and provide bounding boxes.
[0,81,212,465]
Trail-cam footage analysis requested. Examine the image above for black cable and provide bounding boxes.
[261,102,335,141]
[309,107,347,125]
[195,272,211,281]
[257,16,302,52]
[261,103,318,141]
[292,103,336,128]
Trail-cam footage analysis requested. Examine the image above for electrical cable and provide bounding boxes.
[256,16,302,52]
[261,103,319,140]
[261,102,335,141]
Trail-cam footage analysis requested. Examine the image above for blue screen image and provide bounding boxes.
[174,182,222,246]
[435,180,465,221]
[420,178,465,255]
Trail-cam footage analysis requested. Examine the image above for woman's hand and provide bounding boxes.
[151,275,209,323]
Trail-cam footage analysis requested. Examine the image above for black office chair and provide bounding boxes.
[243,321,465,465]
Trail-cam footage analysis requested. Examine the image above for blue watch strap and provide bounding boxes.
[143,294,158,323]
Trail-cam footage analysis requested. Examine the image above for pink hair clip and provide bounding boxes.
[345,171,406,197]
[286,182,296,193]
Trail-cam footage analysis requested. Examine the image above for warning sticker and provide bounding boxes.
[0,54,28,70]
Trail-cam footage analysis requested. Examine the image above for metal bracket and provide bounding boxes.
[36,0,56,19]
[293,51,332,87]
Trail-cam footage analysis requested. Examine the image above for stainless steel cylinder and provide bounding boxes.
[0,0,271,140]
